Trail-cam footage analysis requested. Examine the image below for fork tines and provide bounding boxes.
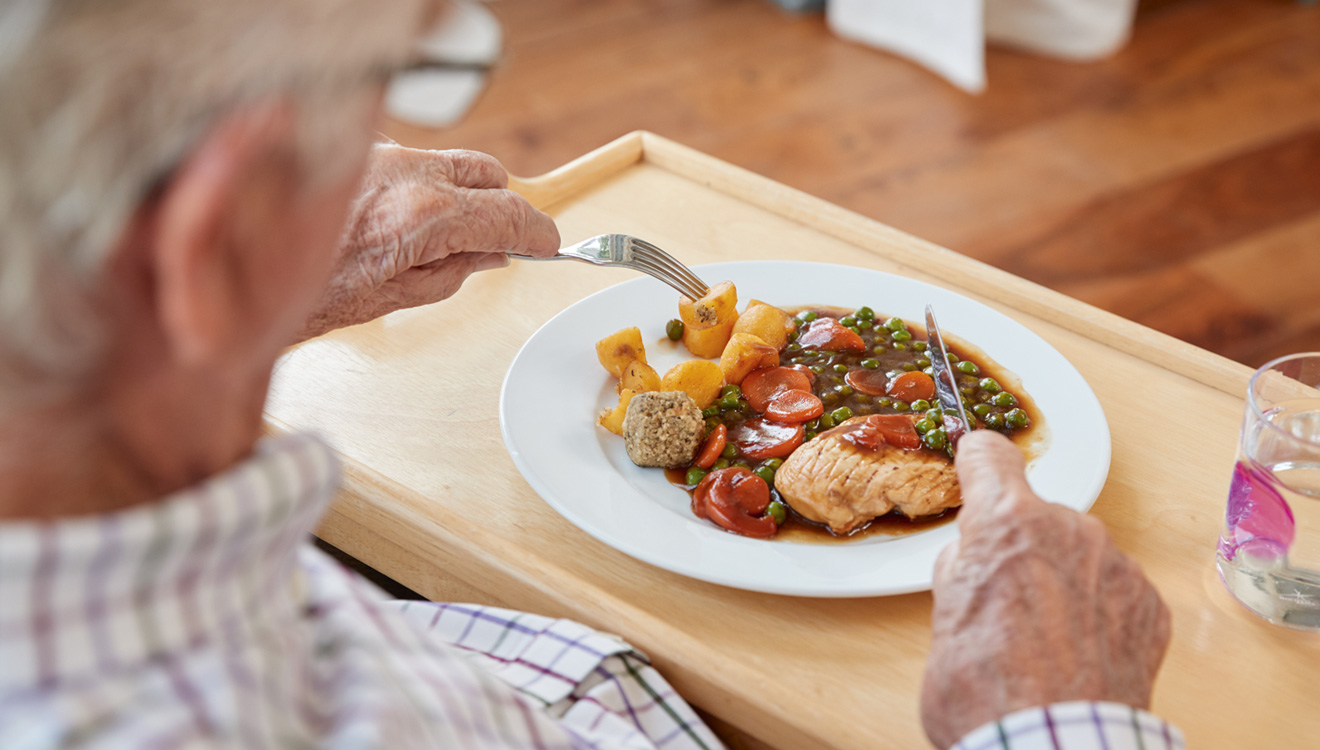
[627,238,710,299]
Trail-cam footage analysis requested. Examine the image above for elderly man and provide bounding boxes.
[0,1,1178,748]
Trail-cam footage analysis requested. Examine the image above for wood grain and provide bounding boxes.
[267,135,1320,749]
[388,0,1320,367]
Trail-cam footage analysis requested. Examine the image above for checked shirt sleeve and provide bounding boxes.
[395,601,723,750]
[953,702,1185,750]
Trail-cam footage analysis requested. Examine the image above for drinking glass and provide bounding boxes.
[1217,353,1320,630]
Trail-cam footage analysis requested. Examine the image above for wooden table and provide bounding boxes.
[265,132,1320,749]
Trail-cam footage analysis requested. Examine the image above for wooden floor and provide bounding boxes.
[388,0,1320,368]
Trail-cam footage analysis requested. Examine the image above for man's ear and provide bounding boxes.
[151,101,298,367]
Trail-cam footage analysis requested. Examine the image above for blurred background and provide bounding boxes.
[385,0,1320,368]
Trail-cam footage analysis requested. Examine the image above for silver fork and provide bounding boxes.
[510,234,709,299]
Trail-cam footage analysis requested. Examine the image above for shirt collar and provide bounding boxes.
[0,433,339,692]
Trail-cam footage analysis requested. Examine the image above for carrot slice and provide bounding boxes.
[693,424,727,469]
[844,369,889,396]
[795,318,866,352]
[727,468,771,514]
[730,418,804,460]
[764,389,824,423]
[887,371,936,402]
[867,414,923,450]
[704,468,777,538]
[742,366,812,412]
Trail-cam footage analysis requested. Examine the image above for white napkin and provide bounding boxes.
[826,0,1137,93]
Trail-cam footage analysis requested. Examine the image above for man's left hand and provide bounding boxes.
[300,145,559,339]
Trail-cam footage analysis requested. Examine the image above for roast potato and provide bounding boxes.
[619,360,662,393]
[732,302,791,350]
[678,281,737,331]
[719,333,780,385]
[598,388,638,435]
[595,327,646,379]
[660,360,724,408]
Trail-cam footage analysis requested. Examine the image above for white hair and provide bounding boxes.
[0,0,424,404]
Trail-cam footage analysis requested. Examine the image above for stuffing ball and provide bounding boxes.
[622,391,705,468]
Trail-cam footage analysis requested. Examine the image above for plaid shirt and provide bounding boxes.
[0,433,1181,749]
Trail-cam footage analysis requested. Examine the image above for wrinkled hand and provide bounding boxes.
[920,431,1171,750]
[300,144,559,339]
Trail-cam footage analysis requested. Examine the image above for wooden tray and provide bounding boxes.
[265,132,1320,749]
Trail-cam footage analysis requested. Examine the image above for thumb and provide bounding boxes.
[953,430,1037,531]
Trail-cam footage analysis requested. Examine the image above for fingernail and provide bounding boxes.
[475,253,510,272]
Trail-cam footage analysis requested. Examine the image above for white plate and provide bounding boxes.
[500,261,1110,597]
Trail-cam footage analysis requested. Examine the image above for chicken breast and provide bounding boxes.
[775,417,960,534]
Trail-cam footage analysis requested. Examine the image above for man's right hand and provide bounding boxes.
[920,431,1171,749]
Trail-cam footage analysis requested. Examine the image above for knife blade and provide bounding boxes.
[925,304,971,452]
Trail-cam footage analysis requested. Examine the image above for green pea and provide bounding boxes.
[838,386,855,397]
[705,417,722,433]
[915,419,935,434]
[786,342,802,353]
[884,317,907,332]
[833,364,849,373]
[972,403,992,417]
[801,349,819,357]
[891,330,913,342]
[901,362,918,372]
[856,306,875,321]
[877,397,892,407]
[702,406,720,418]
[872,344,887,353]
[719,395,743,410]
[959,386,974,395]
[923,367,934,376]
[847,326,863,336]
[763,458,784,470]
[685,466,708,486]
[666,319,684,341]
[798,310,818,322]
[924,429,947,451]
[753,465,776,487]
[947,353,959,363]
[913,341,928,352]
[806,418,821,431]
[840,315,857,327]
[721,384,742,399]
[861,358,880,369]
[977,391,994,403]
[993,392,1017,407]
[872,324,886,334]
[926,407,943,421]
[818,412,836,429]
[732,460,751,470]
[979,377,1002,393]
[804,431,818,441]
[893,343,909,351]
[1005,408,1029,428]
[766,500,787,525]
[892,401,909,412]
[916,358,931,368]
[787,329,800,343]
[831,406,853,422]
[956,360,980,375]
[984,412,1005,430]
[809,365,824,374]
[713,458,730,471]
[911,399,931,411]
[821,391,838,405]
[721,443,738,459]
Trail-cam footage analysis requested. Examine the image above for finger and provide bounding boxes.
[932,539,960,591]
[446,187,561,258]
[395,252,507,308]
[433,149,510,190]
[953,430,1040,532]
